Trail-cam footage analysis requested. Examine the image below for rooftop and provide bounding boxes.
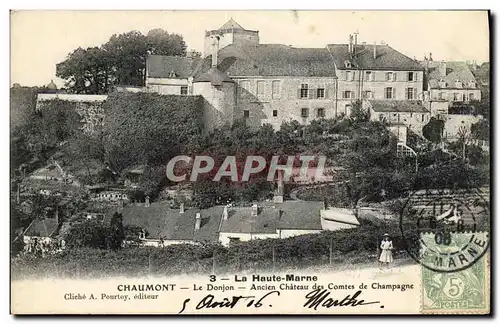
[327,44,424,71]
[368,100,430,113]
[427,61,478,89]
[112,201,222,242]
[219,201,325,234]
[147,55,201,79]
[23,218,59,237]
[193,43,337,77]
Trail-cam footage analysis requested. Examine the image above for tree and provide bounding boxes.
[422,117,445,144]
[471,119,489,141]
[57,29,187,93]
[56,47,114,94]
[106,212,125,250]
[63,220,108,249]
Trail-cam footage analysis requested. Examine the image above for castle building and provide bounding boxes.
[145,19,426,132]
[422,58,481,104]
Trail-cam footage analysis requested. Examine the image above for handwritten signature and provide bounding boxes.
[178,291,280,314]
[304,289,381,310]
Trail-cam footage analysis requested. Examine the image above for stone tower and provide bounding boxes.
[203,18,259,56]
[193,35,236,132]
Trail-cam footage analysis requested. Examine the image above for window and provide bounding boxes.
[300,84,309,99]
[272,80,281,99]
[272,110,278,117]
[257,81,265,97]
[385,87,394,99]
[317,108,325,118]
[406,88,415,100]
[365,71,373,81]
[386,72,396,81]
[453,93,461,101]
[343,91,352,99]
[362,91,372,99]
[316,88,325,99]
[408,72,414,82]
[228,237,241,245]
[243,110,250,118]
[301,108,309,117]
[239,80,251,97]
[421,114,425,122]
[469,93,475,101]
[438,92,445,100]
[455,80,462,88]
[180,86,188,95]
[346,71,354,81]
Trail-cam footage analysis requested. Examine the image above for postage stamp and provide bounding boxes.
[420,237,490,314]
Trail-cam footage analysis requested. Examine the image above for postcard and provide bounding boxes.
[10,10,491,315]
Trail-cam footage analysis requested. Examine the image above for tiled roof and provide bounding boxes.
[117,202,222,243]
[193,43,337,77]
[276,201,324,230]
[368,100,430,113]
[193,67,235,85]
[327,44,424,71]
[219,201,324,234]
[219,206,280,234]
[428,61,478,89]
[147,55,201,79]
[24,218,59,237]
[219,18,245,30]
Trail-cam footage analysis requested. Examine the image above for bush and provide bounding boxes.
[12,218,408,279]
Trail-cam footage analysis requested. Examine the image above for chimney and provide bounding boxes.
[348,34,354,54]
[373,41,377,59]
[223,205,229,220]
[251,203,258,218]
[211,35,220,68]
[180,202,185,214]
[429,52,433,61]
[195,212,201,231]
[145,196,150,207]
[323,198,327,210]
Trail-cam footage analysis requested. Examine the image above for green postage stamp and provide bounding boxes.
[420,233,490,314]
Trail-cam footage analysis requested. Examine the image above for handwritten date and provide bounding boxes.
[179,291,280,314]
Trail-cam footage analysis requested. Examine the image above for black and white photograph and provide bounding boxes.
[9,10,491,315]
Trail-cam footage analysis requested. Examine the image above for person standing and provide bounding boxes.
[379,233,394,268]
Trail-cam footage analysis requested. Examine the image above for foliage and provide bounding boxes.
[422,117,445,143]
[470,119,490,141]
[107,213,125,250]
[56,29,187,93]
[102,92,204,173]
[63,213,125,250]
[12,218,408,279]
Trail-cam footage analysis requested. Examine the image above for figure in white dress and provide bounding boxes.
[379,233,393,268]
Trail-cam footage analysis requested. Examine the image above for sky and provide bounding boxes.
[10,10,490,87]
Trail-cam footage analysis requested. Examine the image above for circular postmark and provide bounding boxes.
[399,187,490,273]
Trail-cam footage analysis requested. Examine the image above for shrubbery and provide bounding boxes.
[11,218,409,279]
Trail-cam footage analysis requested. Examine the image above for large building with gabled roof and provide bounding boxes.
[145,19,426,132]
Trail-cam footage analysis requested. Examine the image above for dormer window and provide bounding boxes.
[469,80,476,88]
[344,60,352,68]
[439,79,446,88]
[455,80,462,88]
[169,71,177,78]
